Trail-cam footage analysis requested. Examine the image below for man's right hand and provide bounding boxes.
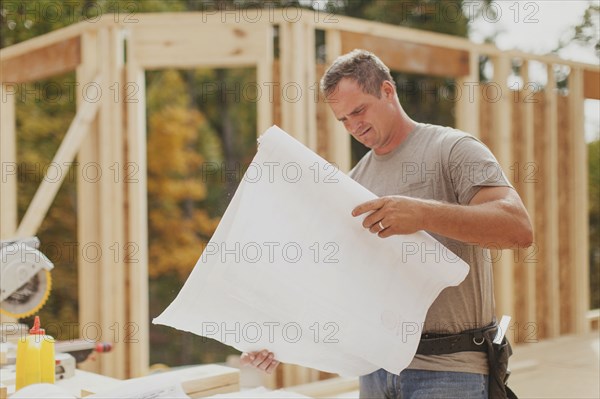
[240,350,280,374]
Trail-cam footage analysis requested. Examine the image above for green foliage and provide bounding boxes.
[574,4,599,49]
[555,2,599,60]
[149,272,239,366]
[338,0,469,36]
[14,72,79,340]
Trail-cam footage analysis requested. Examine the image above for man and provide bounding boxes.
[241,50,533,398]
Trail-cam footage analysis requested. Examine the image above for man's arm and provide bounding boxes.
[352,186,533,249]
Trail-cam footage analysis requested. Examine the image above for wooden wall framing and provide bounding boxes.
[0,9,598,380]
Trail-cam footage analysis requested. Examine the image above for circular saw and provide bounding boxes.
[0,237,53,318]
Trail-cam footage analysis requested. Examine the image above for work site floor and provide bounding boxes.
[507,331,599,399]
[327,332,600,399]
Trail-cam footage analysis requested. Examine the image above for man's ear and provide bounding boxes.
[381,81,396,99]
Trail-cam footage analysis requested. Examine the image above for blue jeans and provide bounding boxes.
[359,368,488,399]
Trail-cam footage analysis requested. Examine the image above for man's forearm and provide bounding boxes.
[419,198,533,249]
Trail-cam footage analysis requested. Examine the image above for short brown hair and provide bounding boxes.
[320,49,395,98]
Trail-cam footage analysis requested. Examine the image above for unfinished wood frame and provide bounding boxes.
[1,9,597,381]
[0,84,17,240]
[489,54,515,321]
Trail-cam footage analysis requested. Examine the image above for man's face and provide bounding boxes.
[326,78,396,153]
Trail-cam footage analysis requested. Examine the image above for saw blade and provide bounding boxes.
[0,269,52,318]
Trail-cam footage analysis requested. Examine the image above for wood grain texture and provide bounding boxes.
[1,37,80,83]
[557,94,573,335]
[584,68,600,99]
[341,31,469,77]
[0,84,16,239]
[125,25,150,378]
[533,90,549,339]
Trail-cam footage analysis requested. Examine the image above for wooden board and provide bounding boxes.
[557,94,572,335]
[584,68,600,99]
[511,90,527,342]
[455,51,480,137]
[314,12,595,69]
[341,31,469,77]
[76,29,102,375]
[570,68,590,334]
[325,29,350,172]
[316,63,329,159]
[97,25,127,378]
[544,69,560,338]
[279,21,307,143]
[256,24,274,135]
[0,84,16,239]
[125,25,150,377]
[175,365,239,394]
[520,62,538,338]
[129,24,266,69]
[272,60,282,128]
[533,90,549,339]
[1,36,80,83]
[478,84,493,147]
[304,22,318,151]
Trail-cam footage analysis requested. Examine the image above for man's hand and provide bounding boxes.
[351,187,533,249]
[352,196,426,238]
[240,350,280,374]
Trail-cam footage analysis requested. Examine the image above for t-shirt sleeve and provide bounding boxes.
[446,136,513,205]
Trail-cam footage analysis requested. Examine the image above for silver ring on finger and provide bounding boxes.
[378,221,385,231]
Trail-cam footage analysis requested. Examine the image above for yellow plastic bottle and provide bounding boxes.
[15,316,55,390]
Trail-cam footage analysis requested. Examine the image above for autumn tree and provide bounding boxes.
[146,70,221,279]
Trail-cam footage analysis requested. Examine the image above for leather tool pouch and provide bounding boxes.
[482,327,518,399]
[416,324,518,399]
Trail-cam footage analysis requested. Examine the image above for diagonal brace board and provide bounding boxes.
[15,76,101,238]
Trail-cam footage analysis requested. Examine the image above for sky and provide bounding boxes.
[469,0,596,62]
[468,0,599,142]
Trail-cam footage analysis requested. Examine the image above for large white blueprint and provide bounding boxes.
[153,126,469,376]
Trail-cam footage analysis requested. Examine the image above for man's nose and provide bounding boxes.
[346,118,361,135]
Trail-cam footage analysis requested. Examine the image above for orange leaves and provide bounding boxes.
[146,70,219,279]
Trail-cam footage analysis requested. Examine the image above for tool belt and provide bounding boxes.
[416,324,518,399]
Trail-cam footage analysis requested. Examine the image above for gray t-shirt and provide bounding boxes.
[349,123,512,375]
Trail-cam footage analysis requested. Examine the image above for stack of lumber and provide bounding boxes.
[81,364,240,398]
